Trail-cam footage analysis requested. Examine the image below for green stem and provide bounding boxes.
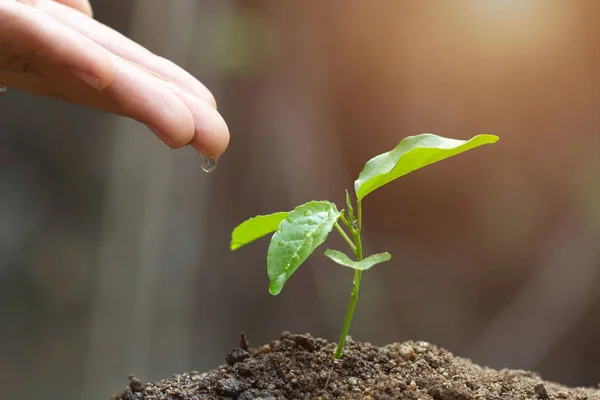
[334,222,356,253]
[334,199,364,359]
[333,269,362,358]
[352,228,363,261]
[357,199,363,233]
[352,199,364,261]
[339,213,353,232]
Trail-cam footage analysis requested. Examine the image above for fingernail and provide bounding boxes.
[71,69,103,91]
[148,125,174,148]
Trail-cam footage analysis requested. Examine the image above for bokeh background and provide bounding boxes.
[1,0,600,399]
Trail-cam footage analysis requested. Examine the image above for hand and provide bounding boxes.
[0,0,229,158]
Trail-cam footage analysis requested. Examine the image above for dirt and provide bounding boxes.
[111,331,600,400]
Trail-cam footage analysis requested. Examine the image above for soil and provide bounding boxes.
[111,331,600,400]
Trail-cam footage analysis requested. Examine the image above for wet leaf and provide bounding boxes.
[267,201,340,295]
[230,212,290,250]
[354,133,498,200]
[324,249,391,271]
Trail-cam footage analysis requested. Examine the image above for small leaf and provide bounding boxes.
[230,212,290,250]
[354,133,498,200]
[267,201,340,295]
[324,249,391,271]
[345,189,355,222]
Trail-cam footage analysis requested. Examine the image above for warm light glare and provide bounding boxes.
[470,0,565,52]
[477,0,539,15]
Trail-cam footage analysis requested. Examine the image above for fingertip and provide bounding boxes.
[184,96,230,158]
[52,0,93,18]
[205,90,218,110]
[193,105,230,158]
[83,1,93,18]
[73,0,93,18]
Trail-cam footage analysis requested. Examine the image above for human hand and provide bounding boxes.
[0,0,229,159]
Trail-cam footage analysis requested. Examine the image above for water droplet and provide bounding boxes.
[200,154,217,173]
[0,86,7,93]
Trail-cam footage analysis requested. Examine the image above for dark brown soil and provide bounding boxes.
[111,332,600,400]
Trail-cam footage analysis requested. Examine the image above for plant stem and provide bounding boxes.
[334,199,364,359]
[356,199,363,233]
[333,269,361,358]
[334,222,356,253]
[352,228,363,261]
[339,213,354,232]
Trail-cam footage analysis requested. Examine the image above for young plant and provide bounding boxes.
[230,133,499,358]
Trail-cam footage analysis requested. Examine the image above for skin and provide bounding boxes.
[0,0,229,158]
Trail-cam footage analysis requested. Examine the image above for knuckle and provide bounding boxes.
[1,54,19,71]
[0,54,41,76]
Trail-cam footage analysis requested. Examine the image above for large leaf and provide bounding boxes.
[324,249,391,271]
[230,212,290,250]
[267,201,340,295]
[354,133,499,200]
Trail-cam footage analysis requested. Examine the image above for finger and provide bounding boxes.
[30,51,229,155]
[51,0,92,17]
[36,0,217,107]
[1,52,202,151]
[105,55,229,155]
[103,55,198,149]
[0,1,230,157]
[0,1,114,90]
[0,2,194,149]
[172,86,230,157]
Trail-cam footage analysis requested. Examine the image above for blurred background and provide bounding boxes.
[1,0,599,398]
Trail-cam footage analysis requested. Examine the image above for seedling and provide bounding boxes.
[230,133,498,358]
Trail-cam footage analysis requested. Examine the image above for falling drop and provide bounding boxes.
[0,86,7,93]
[200,154,217,173]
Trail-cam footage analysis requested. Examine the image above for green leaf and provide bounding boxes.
[324,249,391,271]
[230,212,290,250]
[354,133,499,200]
[345,189,355,222]
[267,201,340,295]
